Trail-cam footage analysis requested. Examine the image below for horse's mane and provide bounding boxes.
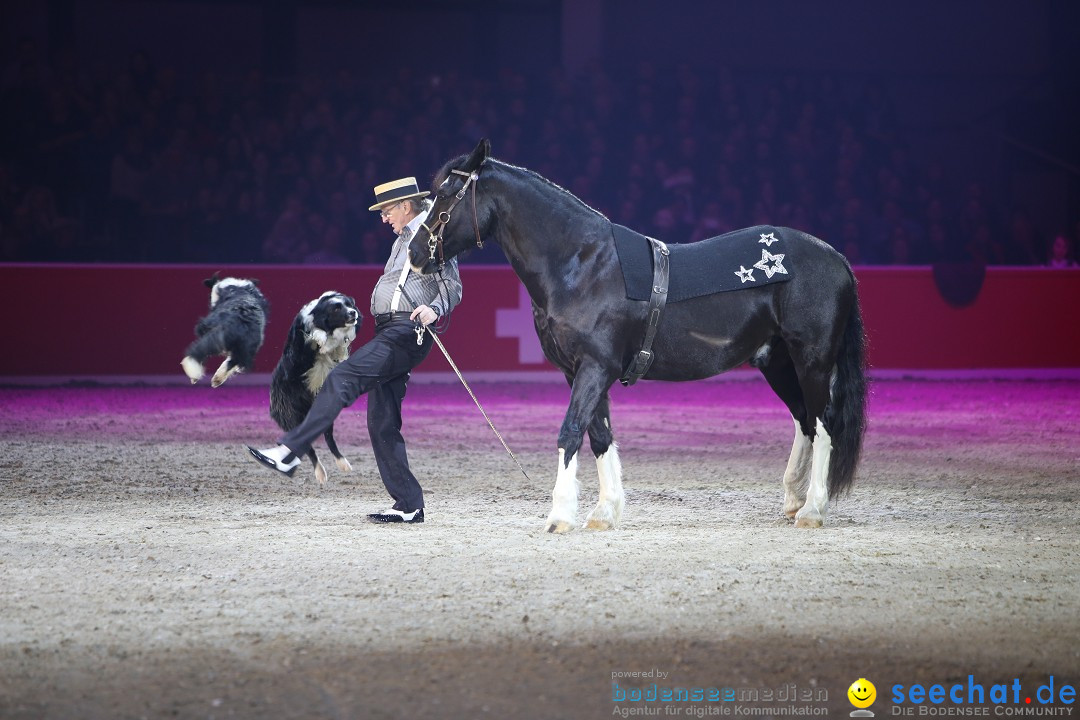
[434,154,608,221]
[432,154,468,186]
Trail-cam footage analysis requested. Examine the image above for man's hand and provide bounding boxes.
[410,305,439,326]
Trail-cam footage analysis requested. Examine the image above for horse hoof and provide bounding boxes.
[783,495,805,518]
[545,519,575,534]
[585,504,621,530]
[794,516,824,529]
[335,457,352,472]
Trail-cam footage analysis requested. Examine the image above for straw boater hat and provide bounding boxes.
[368,177,430,211]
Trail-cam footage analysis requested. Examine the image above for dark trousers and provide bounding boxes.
[279,317,433,511]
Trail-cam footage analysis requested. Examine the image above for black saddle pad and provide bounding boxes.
[612,223,794,303]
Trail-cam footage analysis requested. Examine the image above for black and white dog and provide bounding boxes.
[270,291,360,484]
[182,273,269,387]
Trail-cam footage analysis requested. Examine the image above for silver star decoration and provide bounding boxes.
[753,249,788,278]
[759,232,779,247]
[735,265,756,283]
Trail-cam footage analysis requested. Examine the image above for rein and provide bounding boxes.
[420,167,484,265]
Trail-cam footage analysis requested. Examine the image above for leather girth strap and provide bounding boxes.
[620,236,669,387]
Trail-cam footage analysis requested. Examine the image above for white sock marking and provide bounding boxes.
[795,417,832,526]
[587,444,624,529]
[546,448,579,532]
[782,417,813,515]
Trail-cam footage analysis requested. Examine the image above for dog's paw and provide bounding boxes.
[308,329,329,350]
[211,366,243,387]
[210,358,238,387]
[181,357,204,383]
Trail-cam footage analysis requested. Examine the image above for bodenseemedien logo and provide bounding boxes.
[609,676,829,716]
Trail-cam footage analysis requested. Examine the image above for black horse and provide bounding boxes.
[409,139,867,532]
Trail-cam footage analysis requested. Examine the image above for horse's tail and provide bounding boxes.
[825,290,868,498]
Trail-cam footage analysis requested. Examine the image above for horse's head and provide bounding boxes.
[408,138,492,274]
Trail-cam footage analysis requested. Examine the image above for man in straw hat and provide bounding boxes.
[248,177,462,524]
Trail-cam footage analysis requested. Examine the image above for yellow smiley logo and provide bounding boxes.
[848,678,877,709]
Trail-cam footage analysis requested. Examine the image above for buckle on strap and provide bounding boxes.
[620,236,669,387]
[625,349,653,378]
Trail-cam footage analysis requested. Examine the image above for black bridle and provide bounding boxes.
[420,167,484,265]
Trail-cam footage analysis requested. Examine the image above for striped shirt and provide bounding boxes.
[369,210,463,317]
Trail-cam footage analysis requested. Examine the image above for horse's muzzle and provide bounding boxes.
[408,258,437,275]
[406,247,436,274]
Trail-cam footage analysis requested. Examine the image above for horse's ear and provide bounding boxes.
[468,138,491,169]
[204,271,221,288]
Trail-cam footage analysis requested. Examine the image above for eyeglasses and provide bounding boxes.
[380,201,402,219]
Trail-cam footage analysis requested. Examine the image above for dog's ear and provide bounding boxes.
[204,271,221,288]
[250,278,260,287]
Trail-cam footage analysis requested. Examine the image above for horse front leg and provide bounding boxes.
[584,391,624,531]
[545,365,613,534]
[546,448,579,534]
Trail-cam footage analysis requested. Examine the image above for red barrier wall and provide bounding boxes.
[0,264,1077,378]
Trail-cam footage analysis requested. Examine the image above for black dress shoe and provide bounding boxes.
[247,445,301,477]
[367,508,424,524]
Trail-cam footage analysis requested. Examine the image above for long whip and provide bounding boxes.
[426,329,531,481]
[396,273,531,481]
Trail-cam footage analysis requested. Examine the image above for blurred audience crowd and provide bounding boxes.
[1,38,1076,267]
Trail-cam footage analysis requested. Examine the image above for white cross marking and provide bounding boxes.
[495,283,546,364]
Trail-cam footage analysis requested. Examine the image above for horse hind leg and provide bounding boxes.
[793,366,837,529]
[782,418,813,517]
[792,416,833,528]
[759,342,812,518]
[584,392,624,531]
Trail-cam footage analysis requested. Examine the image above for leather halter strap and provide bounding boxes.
[420,168,483,265]
[620,236,669,387]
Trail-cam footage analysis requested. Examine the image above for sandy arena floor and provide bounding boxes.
[1,377,1078,719]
